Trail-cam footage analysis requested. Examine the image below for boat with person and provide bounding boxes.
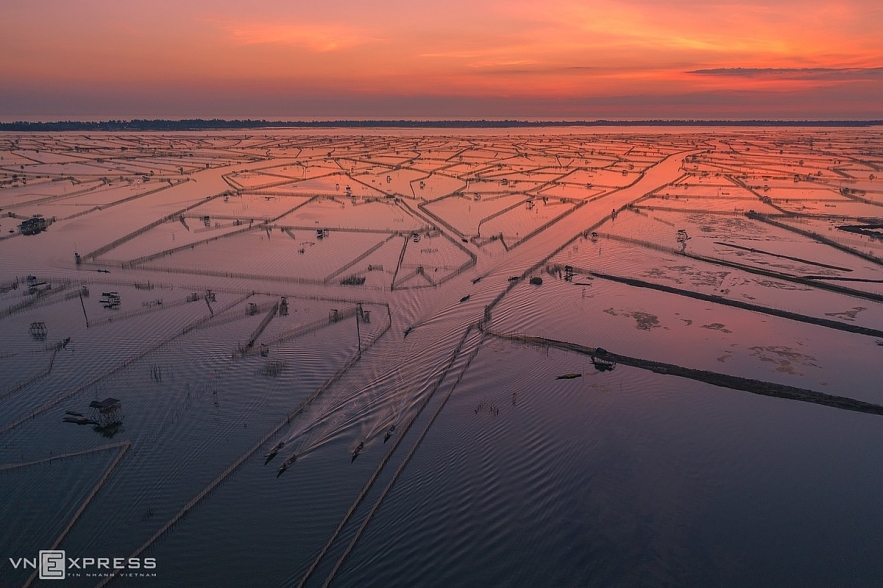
[384,425,396,443]
[276,454,297,477]
[265,440,285,464]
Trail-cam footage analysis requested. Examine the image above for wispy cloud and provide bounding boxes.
[467,60,539,69]
[463,64,615,76]
[687,67,883,80]
[220,22,379,52]
[419,51,485,59]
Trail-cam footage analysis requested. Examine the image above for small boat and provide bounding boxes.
[265,441,285,464]
[351,441,365,462]
[63,416,98,425]
[591,356,616,372]
[19,216,48,235]
[384,425,396,443]
[65,410,84,417]
[556,373,582,380]
[276,454,297,477]
[460,295,470,303]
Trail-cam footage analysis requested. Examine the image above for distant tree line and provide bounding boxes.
[1,119,881,131]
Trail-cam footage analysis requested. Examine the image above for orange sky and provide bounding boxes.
[1,0,881,119]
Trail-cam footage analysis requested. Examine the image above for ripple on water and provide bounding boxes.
[334,338,883,588]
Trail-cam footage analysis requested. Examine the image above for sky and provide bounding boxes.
[1,0,882,120]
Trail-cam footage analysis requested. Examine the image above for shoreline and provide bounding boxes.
[2,119,883,132]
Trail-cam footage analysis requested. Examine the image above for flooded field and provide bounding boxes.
[2,128,883,587]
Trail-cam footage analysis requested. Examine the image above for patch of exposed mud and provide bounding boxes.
[748,346,819,375]
[824,306,866,321]
[756,280,812,291]
[604,307,662,330]
[702,323,732,333]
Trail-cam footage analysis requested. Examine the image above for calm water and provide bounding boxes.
[1,130,882,587]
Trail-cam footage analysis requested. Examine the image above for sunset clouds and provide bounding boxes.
[1,0,881,118]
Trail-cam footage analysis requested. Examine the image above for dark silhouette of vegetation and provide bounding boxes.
[1,119,881,131]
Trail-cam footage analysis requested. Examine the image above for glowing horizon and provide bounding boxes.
[1,0,881,119]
